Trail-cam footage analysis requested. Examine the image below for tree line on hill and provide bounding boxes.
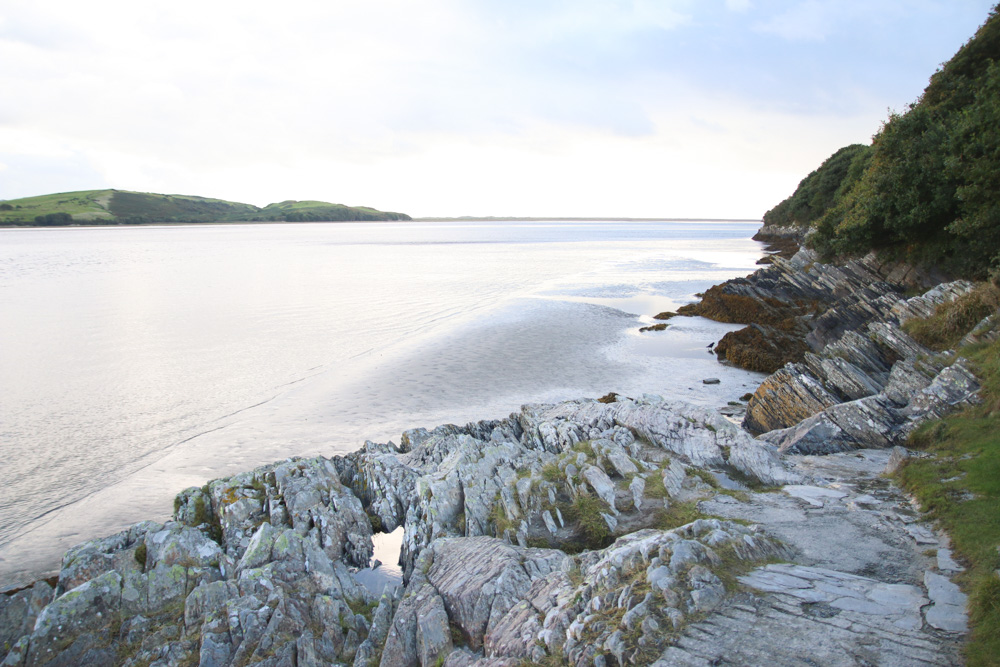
[765,4,1000,280]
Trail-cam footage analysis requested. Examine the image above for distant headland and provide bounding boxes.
[0,189,411,226]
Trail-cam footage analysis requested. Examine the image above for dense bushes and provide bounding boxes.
[763,144,871,228]
[34,212,73,226]
[773,4,1000,279]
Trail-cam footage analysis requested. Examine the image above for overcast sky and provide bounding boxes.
[0,1,995,218]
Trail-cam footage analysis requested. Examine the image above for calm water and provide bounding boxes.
[0,220,765,588]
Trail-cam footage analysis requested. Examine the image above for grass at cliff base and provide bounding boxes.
[896,338,1000,666]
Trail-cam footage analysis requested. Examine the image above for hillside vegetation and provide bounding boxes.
[0,189,411,226]
[765,4,1000,279]
[762,6,1000,663]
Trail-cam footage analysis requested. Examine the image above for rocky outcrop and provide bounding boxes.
[2,457,381,667]
[332,395,802,579]
[752,224,804,264]
[743,277,982,453]
[2,380,974,666]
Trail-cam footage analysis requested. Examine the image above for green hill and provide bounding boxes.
[765,4,1000,279]
[0,189,411,226]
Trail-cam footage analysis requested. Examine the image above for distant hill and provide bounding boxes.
[0,189,411,226]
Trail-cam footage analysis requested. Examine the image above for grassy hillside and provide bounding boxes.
[0,190,115,224]
[257,200,410,222]
[108,191,259,224]
[0,189,411,226]
[765,3,1000,279]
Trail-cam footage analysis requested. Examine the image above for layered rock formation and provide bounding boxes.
[733,252,982,457]
[2,244,990,667]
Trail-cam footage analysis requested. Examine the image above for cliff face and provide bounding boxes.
[1,250,991,667]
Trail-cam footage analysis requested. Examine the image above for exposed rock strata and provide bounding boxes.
[740,269,981,452]
[682,244,983,454]
[752,224,803,264]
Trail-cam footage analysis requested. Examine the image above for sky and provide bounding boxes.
[0,1,996,218]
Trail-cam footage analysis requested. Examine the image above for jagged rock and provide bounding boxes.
[582,466,617,512]
[902,359,981,423]
[591,439,638,477]
[0,580,53,653]
[56,521,160,595]
[744,366,840,434]
[27,571,123,664]
[890,280,975,324]
[802,353,884,401]
[961,311,1000,346]
[145,523,223,570]
[758,395,901,454]
[883,357,938,406]
[867,321,933,361]
[883,446,911,475]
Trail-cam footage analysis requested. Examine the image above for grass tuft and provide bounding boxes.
[653,501,703,531]
[541,463,562,483]
[559,492,612,550]
[903,282,1000,350]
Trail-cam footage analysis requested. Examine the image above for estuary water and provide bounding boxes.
[0,219,766,588]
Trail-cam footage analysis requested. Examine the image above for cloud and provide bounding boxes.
[0,0,995,216]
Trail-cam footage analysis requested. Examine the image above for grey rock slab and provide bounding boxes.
[661,459,687,499]
[936,548,965,573]
[781,485,848,507]
[629,476,645,510]
[727,440,802,486]
[924,571,967,608]
[905,524,939,545]
[581,465,617,513]
[741,563,928,633]
[882,445,910,475]
[27,571,123,663]
[416,594,454,667]
[925,603,969,634]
